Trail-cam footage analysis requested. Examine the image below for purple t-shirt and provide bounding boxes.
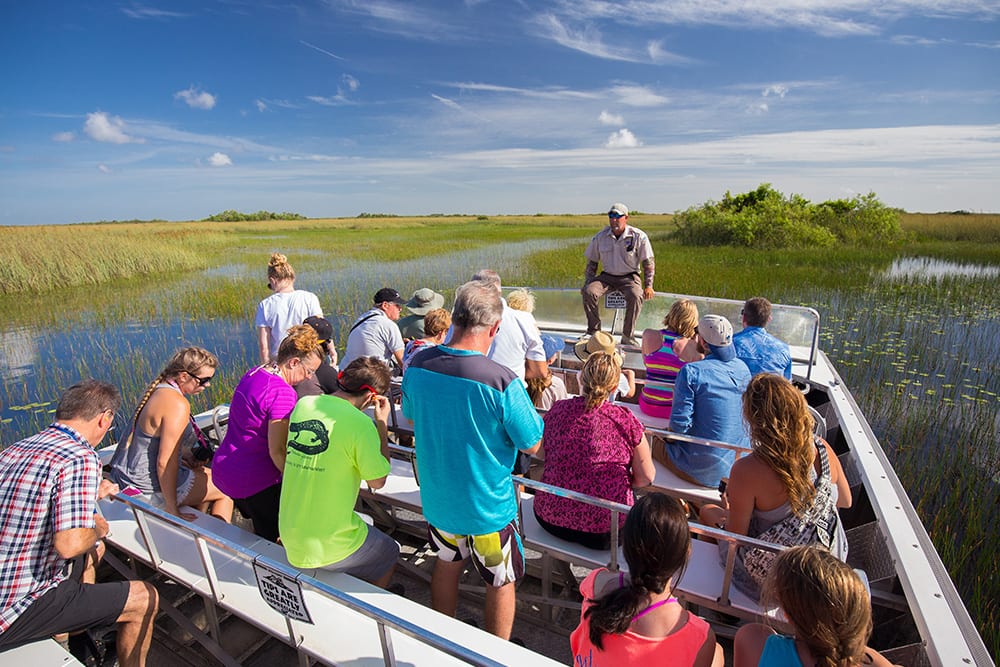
[212,367,296,499]
[534,396,643,534]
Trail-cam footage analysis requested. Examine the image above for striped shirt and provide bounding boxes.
[0,424,101,632]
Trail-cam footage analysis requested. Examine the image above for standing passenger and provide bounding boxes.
[473,270,548,381]
[402,280,543,639]
[342,287,406,372]
[255,252,323,364]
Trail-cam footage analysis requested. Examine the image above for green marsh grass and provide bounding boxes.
[1,212,998,654]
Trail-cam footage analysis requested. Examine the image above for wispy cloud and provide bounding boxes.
[544,0,1000,38]
[174,86,216,110]
[97,164,112,173]
[300,40,345,61]
[307,74,361,107]
[445,81,598,101]
[532,13,691,64]
[207,152,233,167]
[599,111,624,126]
[327,0,458,38]
[609,85,669,107]
[52,131,76,142]
[120,4,189,20]
[342,74,360,92]
[254,98,300,112]
[605,128,641,148]
[84,112,143,144]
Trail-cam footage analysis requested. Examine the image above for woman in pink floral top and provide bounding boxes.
[534,351,655,550]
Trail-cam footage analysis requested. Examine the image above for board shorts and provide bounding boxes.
[428,519,525,588]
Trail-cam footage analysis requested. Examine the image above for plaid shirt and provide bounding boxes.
[0,424,101,633]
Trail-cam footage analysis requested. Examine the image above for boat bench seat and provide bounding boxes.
[1,639,83,666]
[97,494,559,666]
[518,495,770,621]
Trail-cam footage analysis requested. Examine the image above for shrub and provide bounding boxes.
[673,184,898,248]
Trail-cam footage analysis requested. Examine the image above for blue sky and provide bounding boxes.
[1,0,998,225]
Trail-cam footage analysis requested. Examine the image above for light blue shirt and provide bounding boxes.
[668,351,751,487]
[733,326,792,380]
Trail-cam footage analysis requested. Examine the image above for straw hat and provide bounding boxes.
[573,331,623,366]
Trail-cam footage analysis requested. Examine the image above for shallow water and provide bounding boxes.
[881,256,1000,281]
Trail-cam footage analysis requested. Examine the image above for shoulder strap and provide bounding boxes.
[350,312,380,333]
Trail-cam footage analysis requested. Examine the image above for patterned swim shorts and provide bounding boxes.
[428,519,525,587]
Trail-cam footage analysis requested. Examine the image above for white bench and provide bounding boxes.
[99,493,557,666]
[0,639,83,665]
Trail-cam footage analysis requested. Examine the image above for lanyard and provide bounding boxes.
[50,422,90,448]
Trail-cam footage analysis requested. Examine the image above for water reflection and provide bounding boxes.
[881,257,1000,281]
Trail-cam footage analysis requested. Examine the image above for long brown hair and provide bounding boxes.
[763,546,873,667]
[743,374,816,515]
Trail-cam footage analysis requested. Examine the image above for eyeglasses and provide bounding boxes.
[608,213,624,220]
[188,371,213,387]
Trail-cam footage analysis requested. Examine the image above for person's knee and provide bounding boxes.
[122,581,159,622]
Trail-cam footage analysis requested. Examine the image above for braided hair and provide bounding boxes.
[129,347,218,427]
[584,493,690,649]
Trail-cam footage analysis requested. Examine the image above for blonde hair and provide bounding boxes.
[763,546,873,667]
[267,252,295,283]
[422,308,452,339]
[743,374,817,515]
[276,324,323,365]
[131,347,218,425]
[506,288,535,313]
[580,352,621,410]
[663,299,699,338]
[526,374,553,407]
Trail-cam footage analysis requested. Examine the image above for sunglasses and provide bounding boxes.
[188,371,213,387]
[337,371,379,397]
[608,213,624,220]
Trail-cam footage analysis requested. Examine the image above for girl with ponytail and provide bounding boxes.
[212,325,323,541]
[571,493,722,666]
[110,347,234,521]
[734,546,897,667]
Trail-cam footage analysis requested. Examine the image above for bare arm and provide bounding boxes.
[641,328,662,356]
[641,258,655,300]
[673,336,705,363]
[257,327,271,364]
[723,458,755,536]
[392,348,404,369]
[155,398,193,518]
[524,358,549,380]
[53,525,105,560]
[630,434,655,488]
[584,260,599,283]
[267,419,290,473]
[621,369,636,398]
[521,437,542,457]
[366,395,392,490]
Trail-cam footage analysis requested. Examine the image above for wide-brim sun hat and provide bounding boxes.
[405,288,445,315]
[574,331,623,366]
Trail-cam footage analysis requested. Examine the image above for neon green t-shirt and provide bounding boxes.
[279,395,390,568]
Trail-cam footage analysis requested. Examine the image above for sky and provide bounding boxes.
[1,1,999,225]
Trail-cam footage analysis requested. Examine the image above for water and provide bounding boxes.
[881,256,1000,281]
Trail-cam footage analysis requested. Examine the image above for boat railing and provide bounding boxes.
[99,492,558,667]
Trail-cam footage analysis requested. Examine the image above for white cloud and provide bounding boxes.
[84,112,142,144]
[207,152,232,167]
[747,102,770,114]
[431,94,463,111]
[300,40,346,61]
[763,85,789,98]
[605,128,641,148]
[609,85,669,107]
[121,4,189,20]
[342,74,360,92]
[175,86,216,110]
[97,164,111,173]
[599,110,624,126]
[52,131,75,142]
[533,13,691,64]
[255,99,268,112]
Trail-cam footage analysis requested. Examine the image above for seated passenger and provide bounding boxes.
[733,296,792,379]
[398,288,446,340]
[734,546,897,667]
[401,307,451,373]
[574,331,636,400]
[296,315,340,398]
[533,352,654,550]
[110,347,234,522]
[212,326,323,541]
[527,334,570,410]
[571,493,723,667]
[639,298,703,419]
[665,315,751,488]
[342,287,406,372]
[279,357,399,588]
[700,374,851,600]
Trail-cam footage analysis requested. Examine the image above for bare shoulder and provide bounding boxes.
[733,623,774,667]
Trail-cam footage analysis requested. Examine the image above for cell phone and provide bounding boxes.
[717,479,728,496]
[120,486,143,497]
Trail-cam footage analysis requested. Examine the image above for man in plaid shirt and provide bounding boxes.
[0,380,158,665]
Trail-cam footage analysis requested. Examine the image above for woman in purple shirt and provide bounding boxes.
[212,325,323,541]
[534,352,655,550]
